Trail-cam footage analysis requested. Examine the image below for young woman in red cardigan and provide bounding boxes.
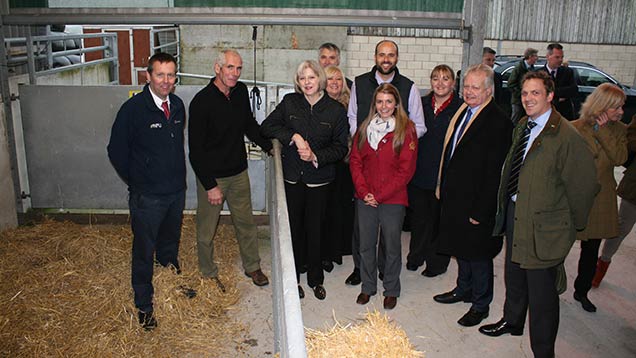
[349,83,418,310]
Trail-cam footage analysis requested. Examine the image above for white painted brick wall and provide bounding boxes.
[344,36,636,90]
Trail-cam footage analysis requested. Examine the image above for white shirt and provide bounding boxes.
[523,109,552,161]
[148,87,169,111]
[512,108,551,202]
[347,71,426,138]
[450,105,480,157]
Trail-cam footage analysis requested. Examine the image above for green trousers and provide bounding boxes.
[196,169,261,278]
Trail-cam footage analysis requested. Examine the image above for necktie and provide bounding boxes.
[161,101,170,120]
[507,120,537,197]
[448,108,472,158]
[550,70,556,80]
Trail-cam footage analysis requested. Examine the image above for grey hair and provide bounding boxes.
[214,49,241,68]
[523,48,538,59]
[465,63,494,92]
[293,60,327,94]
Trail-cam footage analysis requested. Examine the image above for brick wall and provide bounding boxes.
[344,35,636,91]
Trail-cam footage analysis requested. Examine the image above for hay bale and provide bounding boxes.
[0,216,249,357]
[305,310,424,358]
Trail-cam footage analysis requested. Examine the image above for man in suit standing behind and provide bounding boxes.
[432,64,513,327]
[540,43,579,120]
[508,48,538,124]
[479,71,598,358]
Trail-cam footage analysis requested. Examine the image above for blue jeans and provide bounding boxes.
[129,190,185,312]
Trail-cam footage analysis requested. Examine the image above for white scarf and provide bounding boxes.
[366,114,396,150]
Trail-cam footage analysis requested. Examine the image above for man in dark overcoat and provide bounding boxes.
[539,43,578,120]
[432,64,513,327]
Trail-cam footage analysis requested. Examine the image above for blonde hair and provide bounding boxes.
[324,65,350,108]
[356,83,412,154]
[579,83,626,123]
[294,60,326,94]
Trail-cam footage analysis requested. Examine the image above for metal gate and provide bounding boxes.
[18,84,268,211]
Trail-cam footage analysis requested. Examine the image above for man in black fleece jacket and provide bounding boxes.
[188,49,272,288]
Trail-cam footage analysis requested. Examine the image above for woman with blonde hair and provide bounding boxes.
[321,65,354,272]
[350,83,417,309]
[324,65,350,108]
[571,82,627,312]
[261,60,349,300]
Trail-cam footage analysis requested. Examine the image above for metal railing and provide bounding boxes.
[268,139,307,358]
[4,32,119,84]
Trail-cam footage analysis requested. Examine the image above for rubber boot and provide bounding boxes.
[591,258,610,288]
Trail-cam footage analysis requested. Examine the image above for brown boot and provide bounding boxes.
[591,258,610,288]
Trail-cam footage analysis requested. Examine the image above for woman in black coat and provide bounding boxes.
[406,64,463,277]
[260,60,349,300]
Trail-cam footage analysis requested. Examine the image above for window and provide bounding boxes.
[575,67,614,87]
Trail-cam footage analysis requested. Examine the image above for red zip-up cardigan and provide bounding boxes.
[349,123,418,206]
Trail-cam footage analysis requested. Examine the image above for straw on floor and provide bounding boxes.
[305,310,424,358]
[0,216,249,357]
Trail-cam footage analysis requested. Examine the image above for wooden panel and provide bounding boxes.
[107,30,131,85]
[132,29,151,68]
[82,28,103,62]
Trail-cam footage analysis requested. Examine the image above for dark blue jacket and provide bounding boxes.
[107,84,186,195]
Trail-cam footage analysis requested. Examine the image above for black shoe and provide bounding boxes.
[479,319,523,337]
[322,260,334,273]
[458,309,489,327]
[379,271,384,281]
[433,290,471,304]
[574,291,597,312]
[421,268,447,277]
[298,285,305,299]
[313,284,326,300]
[406,262,419,271]
[333,256,343,265]
[345,269,361,285]
[138,310,157,331]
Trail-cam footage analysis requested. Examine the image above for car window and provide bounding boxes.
[575,67,614,87]
[501,65,515,82]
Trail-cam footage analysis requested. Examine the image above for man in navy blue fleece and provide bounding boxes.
[107,53,187,331]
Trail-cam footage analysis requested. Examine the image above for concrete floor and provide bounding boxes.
[234,227,636,358]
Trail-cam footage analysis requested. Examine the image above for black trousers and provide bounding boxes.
[574,238,602,295]
[406,184,450,272]
[323,161,355,262]
[129,190,185,313]
[285,182,329,287]
[456,257,493,312]
[503,200,558,358]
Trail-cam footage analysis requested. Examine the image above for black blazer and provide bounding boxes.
[540,65,579,120]
[437,100,513,259]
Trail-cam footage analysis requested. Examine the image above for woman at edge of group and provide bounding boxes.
[320,65,354,272]
[260,60,349,300]
[592,114,636,287]
[405,64,463,277]
[571,82,627,312]
[350,83,418,310]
